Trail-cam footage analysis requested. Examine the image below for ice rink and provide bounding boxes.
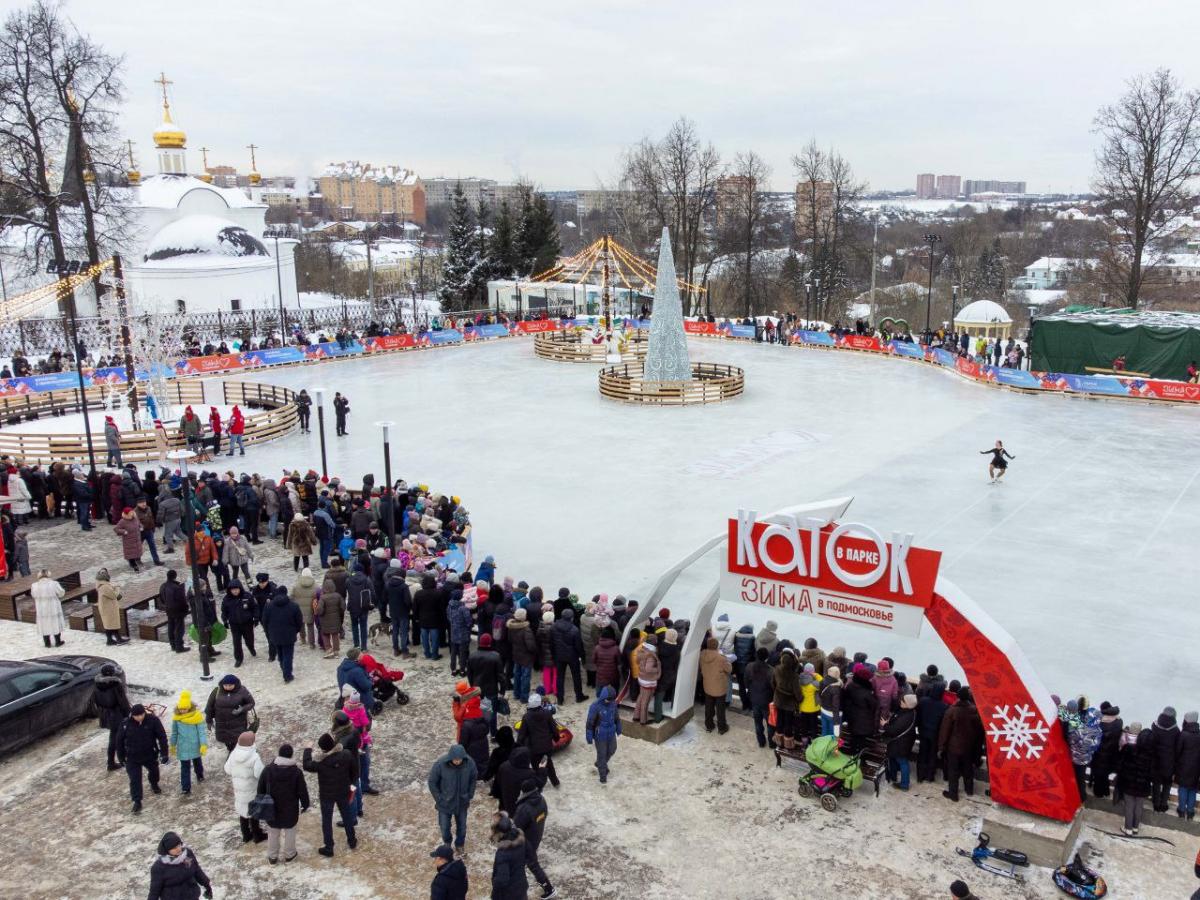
[233,337,1200,722]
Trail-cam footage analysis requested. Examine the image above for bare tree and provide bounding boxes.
[1093,68,1200,308]
[792,140,865,320]
[716,151,771,317]
[622,117,721,314]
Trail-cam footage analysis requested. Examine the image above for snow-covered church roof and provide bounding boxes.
[142,214,269,267]
[136,173,262,211]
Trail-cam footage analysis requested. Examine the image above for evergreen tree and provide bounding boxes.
[514,189,561,277]
[488,200,518,278]
[439,183,480,311]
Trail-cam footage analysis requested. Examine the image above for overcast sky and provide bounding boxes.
[45,0,1200,194]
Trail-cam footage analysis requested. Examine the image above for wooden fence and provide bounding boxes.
[0,379,298,465]
[598,361,745,405]
[534,330,648,363]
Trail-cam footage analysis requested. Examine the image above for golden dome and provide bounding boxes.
[153,105,186,149]
[248,170,262,186]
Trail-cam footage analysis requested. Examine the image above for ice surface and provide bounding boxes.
[230,338,1200,724]
[4,404,235,435]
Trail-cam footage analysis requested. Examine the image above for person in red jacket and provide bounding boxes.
[208,407,223,456]
[227,406,246,457]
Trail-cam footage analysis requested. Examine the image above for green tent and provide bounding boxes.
[1029,309,1200,378]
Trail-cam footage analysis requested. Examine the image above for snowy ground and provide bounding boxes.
[0,525,1192,900]
[0,337,1195,898]
[231,336,1200,727]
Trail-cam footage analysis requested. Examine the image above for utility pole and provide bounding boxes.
[869,213,879,327]
[365,225,375,323]
[923,233,942,335]
[112,254,139,429]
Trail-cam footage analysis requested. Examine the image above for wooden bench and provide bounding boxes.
[117,582,161,637]
[69,604,96,631]
[0,568,82,620]
[137,611,170,642]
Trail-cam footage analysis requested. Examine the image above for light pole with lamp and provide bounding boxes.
[375,420,395,550]
[166,448,212,681]
[923,233,942,334]
[313,387,328,480]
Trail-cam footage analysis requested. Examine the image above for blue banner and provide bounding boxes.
[796,330,836,346]
[89,363,176,385]
[241,347,306,367]
[305,340,363,359]
[988,367,1042,389]
[621,318,651,330]
[1044,373,1130,396]
[465,324,510,339]
[888,341,926,360]
[723,324,757,339]
[930,348,959,368]
[421,329,463,346]
[8,372,86,393]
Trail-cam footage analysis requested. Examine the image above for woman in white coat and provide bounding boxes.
[3,472,32,525]
[31,569,65,648]
[224,730,266,843]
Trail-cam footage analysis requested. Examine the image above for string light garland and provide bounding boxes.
[0,258,115,323]
[528,235,704,294]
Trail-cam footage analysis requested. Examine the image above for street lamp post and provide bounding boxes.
[313,387,328,480]
[804,280,811,327]
[167,449,211,681]
[923,233,942,334]
[951,284,959,333]
[376,420,395,550]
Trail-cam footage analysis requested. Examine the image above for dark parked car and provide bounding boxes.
[0,655,125,757]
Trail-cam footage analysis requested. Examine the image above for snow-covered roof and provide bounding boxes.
[1024,257,1075,273]
[136,174,262,210]
[1013,289,1067,307]
[1036,308,1200,330]
[1158,253,1200,269]
[320,161,419,186]
[336,239,420,264]
[142,214,269,266]
[955,299,1012,324]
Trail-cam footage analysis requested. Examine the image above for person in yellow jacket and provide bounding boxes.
[798,664,823,741]
[170,690,208,795]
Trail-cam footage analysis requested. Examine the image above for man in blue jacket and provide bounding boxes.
[336,647,374,707]
[585,685,622,784]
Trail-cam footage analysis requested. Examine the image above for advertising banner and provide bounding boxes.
[720,511,942,637]
[240,347,306,367]
[1119,377,1200,402]
[463,324,510,340]
[622,318,651,330]
[175,354,244,375]
[0,372,84,395]
[793,330,836,347]
[89,364,176,385]
[1037,372,1129,396]
[420,329,464,346]
[515,320,559,334]
[684,320,720,335]
[988,367,1042,390]
[836,334,885,352]
[930,348,959,368]
[955,357,982,379]
[363,334,416,353]
[304,341,364,360]
[722,324,757,340]
[887,340,926,360]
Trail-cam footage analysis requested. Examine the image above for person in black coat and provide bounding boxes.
[1150,706,1181,812]
[147,831,212,900]
[1117,725,1154,834]
[261,588,304,683]
[92,664,130,769]
[71,472,94,530]
[429,844,469,900]
[303,733,359,856]
[257,743,310,863]
[518,696,560,788]
[916,687,950,783]
[220,580,257,667]
[513,778,554,897]
[1090,703,1123,799]
[333,392,349,435]
[413,574,447,660]
[117,704,169,813]
[485,726,516,790]
[655,630,681,721]
[160,570,189,653]
[459,709,491,774]
[488,814,528,900]
[883,694,918,790]
[550,608,587,705]
[467,635,504,706]
[385,564,413,657]
[496,746,544,816]
[841,666,880,754]
[1177,711,1200,820]
[745,648,774,748]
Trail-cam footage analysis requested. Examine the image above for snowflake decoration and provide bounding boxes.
[986,704,1050,760]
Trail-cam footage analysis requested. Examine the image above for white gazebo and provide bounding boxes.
[954,299,1012,338]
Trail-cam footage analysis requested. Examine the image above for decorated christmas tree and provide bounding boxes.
[642,227,691,382]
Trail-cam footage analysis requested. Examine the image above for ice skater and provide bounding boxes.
[981,440,1014,483]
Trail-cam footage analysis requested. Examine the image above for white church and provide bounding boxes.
[79,82,300,317]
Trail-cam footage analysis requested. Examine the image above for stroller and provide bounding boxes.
[359,652,410,709]
[797,735,880,811]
